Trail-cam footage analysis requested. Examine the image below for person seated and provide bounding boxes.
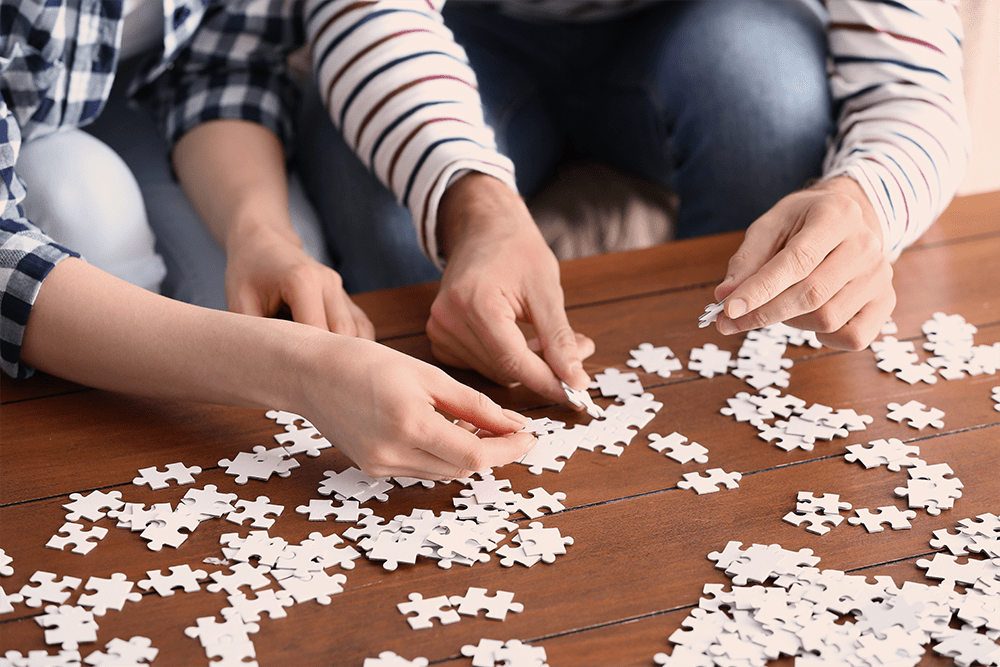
[1,0,534,480]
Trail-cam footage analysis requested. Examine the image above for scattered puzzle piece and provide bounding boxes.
[887,400,945,430]
[364,652,429,667]
[397,593,460,630]
[183,609,259,648]
[206,562,272,596]
[265,409,311,428]
[132,462,201,490]
[179,485,238,520]
[678,469,742,494]
[720,392,765,424]
[449,587,523,621]
[848,506,918,533]
[590,367,643,398]
[318,467,393,503]
[277,569,347,605]
[77,574,142,616]
[513,488,567,519]
[83,636,158,666]
[783,511,845,535]
[516,521,574,563]
[796,492,852,516]
[1,585,25,614]
[226,590,296,623]
[295,499,374,523]
[932,627,1000,667]
[219,445,300,484]
[62,491,124,523]
[46,523,108,555]
[273,424,332,457]
[648,432,709,464]
[226,496,284,529]
[19,572,82,608]
[139,507,200,551]
[844,438,922,471]
[628,343,683,377]
[461,639,506,667]
[688,344,736,379]
[494,640,547,667]
[35,604,99,650]
[495,543,543,568]
[108,502,172,532]
[138,565,208,597]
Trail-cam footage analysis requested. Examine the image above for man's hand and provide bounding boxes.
[226,225,374,338]
[427,173,594,405]
[714,176,894,350]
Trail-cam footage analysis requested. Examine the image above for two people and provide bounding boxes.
[1,0,968,479]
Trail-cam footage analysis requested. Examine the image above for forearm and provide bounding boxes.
[437,172,535,257]
[173,120,300,252]
[306,0,517,265]
[19,258,311,409]
[823,0,968,258]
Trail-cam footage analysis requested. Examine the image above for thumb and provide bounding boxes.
[715,215,785,306]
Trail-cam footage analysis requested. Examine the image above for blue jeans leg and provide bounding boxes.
[567,0,834,237]
[445,0,832,239]
[442,4,576,199]
[295,89,441,294]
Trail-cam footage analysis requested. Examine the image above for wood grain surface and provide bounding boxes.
[1,191,998,666]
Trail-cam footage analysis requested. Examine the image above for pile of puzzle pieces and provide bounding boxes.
[2,459,574,665]
[654,513,1000,666]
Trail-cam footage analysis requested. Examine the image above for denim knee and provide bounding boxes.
[17,129,167,292]
[662,0,833,235]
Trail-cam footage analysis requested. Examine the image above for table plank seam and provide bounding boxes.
[4,422,995,510]
[0,386,92,406]
[906,229,1000,253]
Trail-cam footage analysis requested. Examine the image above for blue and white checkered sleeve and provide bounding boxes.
[1,99,79,380]
[140,0,304,152]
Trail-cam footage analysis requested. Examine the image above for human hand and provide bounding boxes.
[713,176,894,350]
[226,226,374,339]
[293,333,536,479]
[426,173,594,405]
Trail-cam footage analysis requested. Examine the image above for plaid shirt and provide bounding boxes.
[1,0,304,379]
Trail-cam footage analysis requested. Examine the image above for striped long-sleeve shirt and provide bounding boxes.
[307,0,968,265]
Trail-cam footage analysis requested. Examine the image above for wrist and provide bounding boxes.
[437,172,530,258]
[225,210,302,257]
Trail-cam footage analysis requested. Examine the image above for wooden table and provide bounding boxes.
[2,192,998,666]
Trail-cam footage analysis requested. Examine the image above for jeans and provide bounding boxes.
[18,128,168,293]
[443,0,833,238]
[300,0,832,291]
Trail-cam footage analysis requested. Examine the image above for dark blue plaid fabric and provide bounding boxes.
[1,0,304,379]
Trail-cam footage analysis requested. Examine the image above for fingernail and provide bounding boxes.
[727,298,747,319]
[718,318,738,335]
[503,409,526,425]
